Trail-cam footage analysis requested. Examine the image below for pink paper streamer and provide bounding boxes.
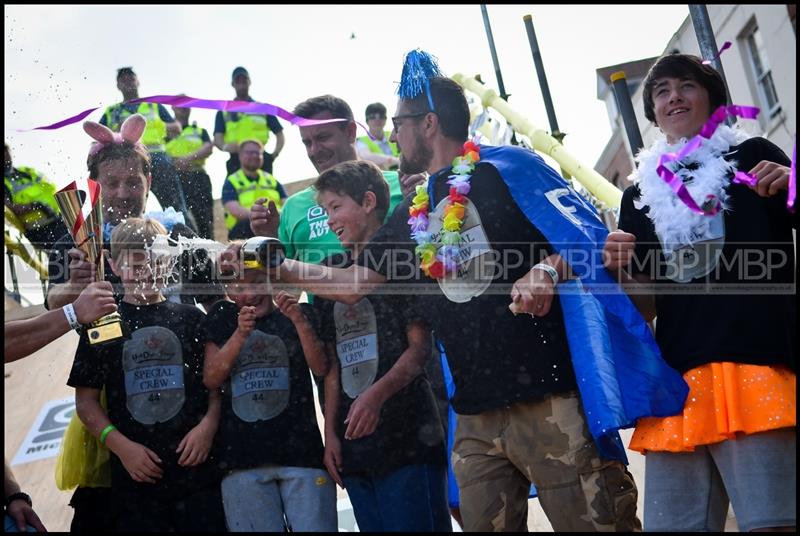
[732,171,758,187]
[698,104,759,139]
[18,94,354,132]
[656,138,722,215]
[701,41,732,65]
[788,139,796,212]
[657,105,761,216]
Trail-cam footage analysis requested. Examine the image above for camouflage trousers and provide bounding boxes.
[452,391,642,532]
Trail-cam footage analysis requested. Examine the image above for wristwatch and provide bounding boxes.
[5,491,32,509]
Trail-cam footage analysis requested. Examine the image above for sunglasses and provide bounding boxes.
[391,112,429,130]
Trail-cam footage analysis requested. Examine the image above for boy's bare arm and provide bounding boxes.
[323,345,344,487]
[177,389,221,467]
[203,329,250,390]
[602,231,657,321]
[76,387,164,483]
[343,319,431,440]
[289,315,329,376]
[277,261,387,304]
[6,282,117,363]
[75,387,116,440]
[46,248,96,309]
[274,291,329,376]
[219,242,387,304]
[4,457,46,532]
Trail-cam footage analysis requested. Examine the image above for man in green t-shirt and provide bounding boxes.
[250,95,424,264]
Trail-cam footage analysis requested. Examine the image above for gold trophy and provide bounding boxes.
[55,178,124,345]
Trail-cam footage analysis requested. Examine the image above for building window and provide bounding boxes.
[744,25,781,118]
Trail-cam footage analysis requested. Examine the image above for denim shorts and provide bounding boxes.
[221,464,337,532]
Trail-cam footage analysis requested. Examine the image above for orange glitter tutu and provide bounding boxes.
[630,362,796,453]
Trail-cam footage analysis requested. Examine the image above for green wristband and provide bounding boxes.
[99,424,116,445]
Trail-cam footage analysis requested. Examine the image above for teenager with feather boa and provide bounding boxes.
[604,53,795,532]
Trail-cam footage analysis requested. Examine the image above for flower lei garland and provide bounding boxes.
[408,139,480,278]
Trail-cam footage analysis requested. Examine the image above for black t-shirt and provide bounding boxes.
[316,253,445,476]
[67,300,220,499]
[202,300,325,471]
[358,163,578,415]
[619,137,795,373]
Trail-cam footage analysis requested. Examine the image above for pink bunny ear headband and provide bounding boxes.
[83,113,146,157]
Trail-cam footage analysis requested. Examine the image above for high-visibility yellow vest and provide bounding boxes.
[357,131,399,157]
[165,123,208,169]
[104,102,167,151]
[224,169,283,230]
[4,166,60,230]
[222,111,271,146]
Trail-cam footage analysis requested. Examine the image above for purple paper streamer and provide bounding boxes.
[699,105,760,139]
[23,107,104,131]
[789,140,797,212]
[658,105,762,215]
[19,94,355,132]
[701,41,732,65]
[732,171,758,187]
[656,164,721,216]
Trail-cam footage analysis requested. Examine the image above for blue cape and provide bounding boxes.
[435,144,688,462]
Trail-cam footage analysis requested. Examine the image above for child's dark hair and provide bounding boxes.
[642,53,728,125]
[314,160,389,221]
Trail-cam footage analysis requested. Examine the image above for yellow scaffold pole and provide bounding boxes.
[4,205,49,279]
[452,72,623,208]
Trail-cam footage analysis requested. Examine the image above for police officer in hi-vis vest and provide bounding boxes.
[100,67,196,231]
[214,67,285,176]
[4,143,68,250]
[166,101,215,239]
[221,139,286,240]
[356,102,400,171]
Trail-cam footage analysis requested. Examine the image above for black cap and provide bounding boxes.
[117,66,136,79]
[231,66,249,80]
[365,102,387,119]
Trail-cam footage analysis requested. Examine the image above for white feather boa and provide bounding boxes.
[631,125,750,247]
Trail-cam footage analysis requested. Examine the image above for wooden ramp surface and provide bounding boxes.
[4,329,79,532]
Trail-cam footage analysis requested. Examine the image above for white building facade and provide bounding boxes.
[595,5,796,196]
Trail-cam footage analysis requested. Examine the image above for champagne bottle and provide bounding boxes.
[242,236,286,270]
